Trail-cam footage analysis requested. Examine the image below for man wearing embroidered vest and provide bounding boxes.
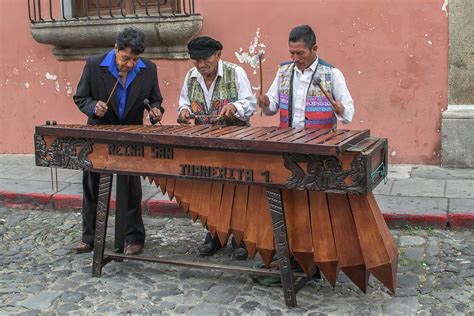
[178,36,256,126]
[177,36,256,259]
[73,27,164,256]
[257,25,354,129]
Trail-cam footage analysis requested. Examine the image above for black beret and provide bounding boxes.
[187,36,223,59]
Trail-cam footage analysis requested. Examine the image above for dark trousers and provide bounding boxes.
[81,171,145,246]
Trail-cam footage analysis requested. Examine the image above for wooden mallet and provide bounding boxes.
[258,52,264,116]
[105,72,123,106]
[312,78,342,114]
[143,99,162,125]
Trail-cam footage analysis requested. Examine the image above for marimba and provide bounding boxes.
[34,124,397,307]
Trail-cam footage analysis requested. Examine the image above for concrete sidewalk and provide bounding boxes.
[0,154,472,228]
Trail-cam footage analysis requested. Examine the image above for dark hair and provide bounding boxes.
[289,25,316,48]
[116,27,145,55]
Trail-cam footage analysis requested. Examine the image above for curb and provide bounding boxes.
[0,191,181,216]
[52,194,83,211]
[383,213,448,229]
[0,191,472,229]
[147,199,188,217]
[448,213,474,229]
[0,191,52,210]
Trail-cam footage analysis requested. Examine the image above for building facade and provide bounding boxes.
[1,0,461,165]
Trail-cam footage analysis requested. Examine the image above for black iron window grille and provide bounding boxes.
[28,0,197,23]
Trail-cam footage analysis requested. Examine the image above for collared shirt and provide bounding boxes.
[99,49,147,121]
[178,60,256,120]
[264,57,355,128]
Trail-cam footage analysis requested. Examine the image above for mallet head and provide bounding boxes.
[312,78,322,87]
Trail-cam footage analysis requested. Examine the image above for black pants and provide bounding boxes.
[81,171,145,246]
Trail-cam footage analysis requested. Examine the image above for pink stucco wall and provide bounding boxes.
[0,0,448,164]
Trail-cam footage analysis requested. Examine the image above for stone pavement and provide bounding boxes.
[1,154,474,315]
[1,207,473,315]
[0,154,473,228]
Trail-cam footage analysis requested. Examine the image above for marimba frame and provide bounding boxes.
[33,124,397,308]
[91,172,312,307]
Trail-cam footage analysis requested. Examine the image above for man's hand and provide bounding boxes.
[95,101,108,118]
[257,95,270,111]
[219,103,238,119]
[149,107,163,123]
[332,101,345,116]
[177,109,191,124]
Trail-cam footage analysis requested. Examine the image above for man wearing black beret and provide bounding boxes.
[177,36,256,259]
[178,36,256,126]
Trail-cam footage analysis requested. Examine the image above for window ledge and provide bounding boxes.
[31,16,203,60]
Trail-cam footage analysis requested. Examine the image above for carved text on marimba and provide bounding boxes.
[108,143,144,157]
[151,145,173,159]
[179,164,260,182]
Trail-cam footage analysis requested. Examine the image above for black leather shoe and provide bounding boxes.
[199,241,221,256]
[312,266,322,280]
[231,238,248,260]
[199,232,222,256]
[232,246,248,260]
[75,242,93,253]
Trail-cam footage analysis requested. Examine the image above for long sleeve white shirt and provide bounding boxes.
[178,60,256,120]
[263,58,355,128]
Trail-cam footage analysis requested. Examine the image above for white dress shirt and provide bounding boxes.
[263,58,355,128]
[178,60,256,120]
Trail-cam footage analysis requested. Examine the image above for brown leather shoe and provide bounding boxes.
[75,242,93,253]
[124,243,143,255]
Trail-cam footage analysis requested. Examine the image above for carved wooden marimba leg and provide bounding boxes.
[92,173,113,277]
[267,188,297,307]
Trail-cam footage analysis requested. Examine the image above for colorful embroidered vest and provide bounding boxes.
[187,61,239,125]
[278,58,336,129]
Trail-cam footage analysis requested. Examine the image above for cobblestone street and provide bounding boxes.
[1,207,473,315]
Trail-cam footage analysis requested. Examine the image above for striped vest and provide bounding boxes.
[187,61,239,125]
[278,59,336,129]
